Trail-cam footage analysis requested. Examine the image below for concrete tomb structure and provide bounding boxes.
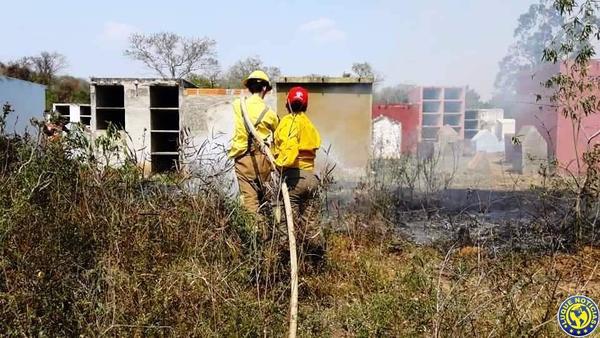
[411,86,466,143]
[504,133,517,164]
[275,76,373,179]
[52,103,91,127]
[90,78,192,173]
[513,125,548,174]
[89,77,373,180]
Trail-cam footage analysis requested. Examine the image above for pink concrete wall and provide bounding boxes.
[408,86,466,142]
[516,61,600,173]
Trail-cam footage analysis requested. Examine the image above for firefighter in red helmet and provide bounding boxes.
[273,86,321,223]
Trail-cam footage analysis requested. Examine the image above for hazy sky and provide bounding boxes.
[1,0,536,99]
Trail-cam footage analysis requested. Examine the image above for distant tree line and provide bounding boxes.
[187,55,282,89]
[123,33,402,90]
[4,33,496,109]
[491,0,566,117]
[0,51,89,109]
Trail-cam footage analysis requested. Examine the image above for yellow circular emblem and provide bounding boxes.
[557,295,599,337]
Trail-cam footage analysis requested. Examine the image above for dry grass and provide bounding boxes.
[1,114,599,336]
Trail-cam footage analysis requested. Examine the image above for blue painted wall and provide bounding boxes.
[0,76,46,135]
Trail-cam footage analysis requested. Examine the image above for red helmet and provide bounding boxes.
[287,86,308,111]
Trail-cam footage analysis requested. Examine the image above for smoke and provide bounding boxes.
[181,96,238,195]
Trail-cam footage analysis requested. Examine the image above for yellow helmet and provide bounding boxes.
[243,70,272,90]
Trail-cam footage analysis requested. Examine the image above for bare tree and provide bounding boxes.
[28,52,68,85]
[186,60,223,88]
[225,56,280,88]
[351,62,384,84]
[374,84,414,104]
[124,32,217,79]
[203,59,222,88]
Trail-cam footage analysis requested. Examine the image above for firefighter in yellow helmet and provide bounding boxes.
[228,70,279,213]
[273,86,321,218]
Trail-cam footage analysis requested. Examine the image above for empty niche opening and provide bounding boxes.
[421,127,439,140]
[151,110,179,130]
[422,114,441,126]
[465,110,478,120]
[151,132,179,153]
[444,88,463,100]
[465,130,478,139]
[96,108,125,130]
[443,115,462,126]
[423,101,441,113]
[95,85,124,107]
[464,120,479,130]
[444,101,462,113]
[152,154,179,173]
[150,86,179,108]
[80,105,91,126]
[423,88,442,100]
[55,105,70,116]
[80,105,91,116]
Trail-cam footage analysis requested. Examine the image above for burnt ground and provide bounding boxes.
[393,188,561,253]
[324,154,580,253]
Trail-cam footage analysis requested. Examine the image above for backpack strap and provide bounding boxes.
[241,97,271,153]
[254,105,270,127]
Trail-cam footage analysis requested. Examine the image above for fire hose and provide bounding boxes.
[240,97,299,338]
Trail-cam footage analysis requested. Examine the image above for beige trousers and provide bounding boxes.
[235,152,272,213]
[283,168,319,223]
[282,168,324,267]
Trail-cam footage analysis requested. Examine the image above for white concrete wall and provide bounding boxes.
[180,91,277,194]
[495,119,516,141]
[479,109,504,126]
[92,83,140,152]
[125,82,151,167]
[91,79,182,172]
[372,117,402,159]
[181,94,234,193]
[52,103,76,122]
[52,103,91,125]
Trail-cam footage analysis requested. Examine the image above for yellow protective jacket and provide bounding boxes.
[228,94,279,159]
[273,112,321,171]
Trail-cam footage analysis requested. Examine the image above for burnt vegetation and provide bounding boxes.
[3,0,600,336]
[0,100,599,336]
